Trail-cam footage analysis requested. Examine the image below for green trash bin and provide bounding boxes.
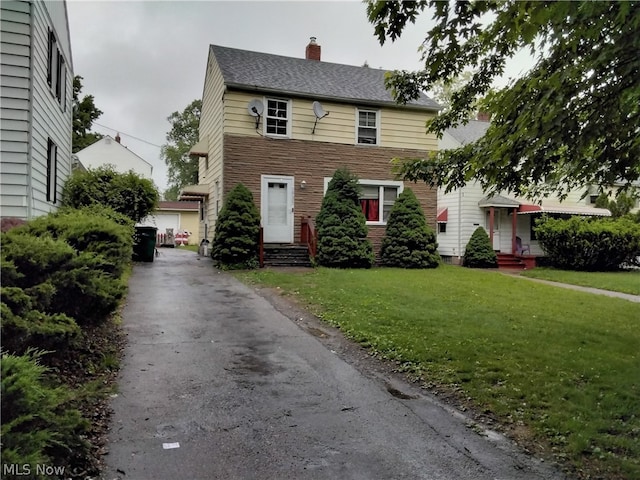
[133,226,157,262]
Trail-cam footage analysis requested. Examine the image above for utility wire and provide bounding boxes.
[93,122,163,148]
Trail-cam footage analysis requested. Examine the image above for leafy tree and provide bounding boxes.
[211,183,260,269]
[367,1,640,199]
[463,227,497,268]
[380,188,440,268]
[595,192,639,219]
[61,165,159,223]
[161,99,201,200]
[429,69,476,112]
[316,168,374,268]
[72,76,103,153]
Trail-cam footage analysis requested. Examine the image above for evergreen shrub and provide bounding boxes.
[1,351,88,473]
[463,227,498,268]
[316,168,374,268]
[211,183,261,269]
[380,188,440,268]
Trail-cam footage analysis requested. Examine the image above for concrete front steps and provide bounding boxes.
[263,244,312,267]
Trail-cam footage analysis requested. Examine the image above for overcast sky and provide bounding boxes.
[67,1,534,194]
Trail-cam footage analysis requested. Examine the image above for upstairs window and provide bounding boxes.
[357,109,379,145]
[265,98,289,137]
[47,29,66,109]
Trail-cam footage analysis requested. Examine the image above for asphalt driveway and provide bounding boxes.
[102,248,564,480]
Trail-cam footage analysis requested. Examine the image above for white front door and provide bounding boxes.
[486,210,501,251]
[261,175,294,243]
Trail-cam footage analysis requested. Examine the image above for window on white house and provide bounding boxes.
[357,109,379,145]
[438,223,447,233]
[47,29,66,109]
[46,138,58,203]
[265,98,289,136]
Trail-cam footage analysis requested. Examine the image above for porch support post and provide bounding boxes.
[488,207,495,247]
[511,207,518,255]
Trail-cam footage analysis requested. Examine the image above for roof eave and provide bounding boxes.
[225,83,440,112]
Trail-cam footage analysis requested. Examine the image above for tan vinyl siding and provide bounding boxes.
[223,90,437,151]
[198,48,226,240]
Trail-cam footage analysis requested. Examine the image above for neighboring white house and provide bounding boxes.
[437,118,612,265]
[1,0,74,220]
[74,134,153,179]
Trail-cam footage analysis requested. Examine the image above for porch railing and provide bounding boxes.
[300,216,317,260]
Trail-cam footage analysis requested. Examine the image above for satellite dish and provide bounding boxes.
[311,101,329,134]
[247,99,264,117]
[313,101,328,119]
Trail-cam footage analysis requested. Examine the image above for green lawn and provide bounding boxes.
[521,268,640,295]
[238,266,640,479]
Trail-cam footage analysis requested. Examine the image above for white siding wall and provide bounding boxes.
[75,136,153,178]
[1,0,31,218]
[0,0,73,220]
[30,0,73,217]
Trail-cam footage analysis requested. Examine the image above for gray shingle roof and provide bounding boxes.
[210,45,440,110]
[445,120,490,145]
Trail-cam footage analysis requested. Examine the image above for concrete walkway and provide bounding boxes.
[102,249,564,480]
[503,272,640,303]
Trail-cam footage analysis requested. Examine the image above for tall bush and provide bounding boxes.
[316,168,374,268]
[463,227,498,268]
[211,183,261,269]
[62,165,159,223]
[534,216,640,270]
[380,188,440,268]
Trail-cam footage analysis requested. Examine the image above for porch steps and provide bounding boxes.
[263,244,312,268]
[496,253,525,270]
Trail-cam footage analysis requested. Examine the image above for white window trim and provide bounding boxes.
[263,97,291,138]
[323,177,403,225]
[355,108,380,146]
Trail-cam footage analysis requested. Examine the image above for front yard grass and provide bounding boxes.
[238,266,640,479]
[521,268,640,295]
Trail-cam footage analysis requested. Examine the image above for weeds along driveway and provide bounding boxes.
[103,248,564,480]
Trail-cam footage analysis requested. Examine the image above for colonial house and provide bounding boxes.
[0,0,74,220]
[74,134,154,179]
[182,38,440,263]
[436,117,613,268]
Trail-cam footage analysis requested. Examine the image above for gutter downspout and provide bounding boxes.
[26,1,35,219]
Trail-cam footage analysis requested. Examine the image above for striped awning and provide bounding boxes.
[517,204,611,216]
[437,207,448,223]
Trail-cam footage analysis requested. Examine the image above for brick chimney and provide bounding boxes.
[115,132,121,143]
[305,37,321,61]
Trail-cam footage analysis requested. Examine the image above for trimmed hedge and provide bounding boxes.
[534,216,640,271]
[463,227,498,268]
[380,188,440,268]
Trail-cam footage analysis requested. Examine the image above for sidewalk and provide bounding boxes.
[503,272,640,303]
